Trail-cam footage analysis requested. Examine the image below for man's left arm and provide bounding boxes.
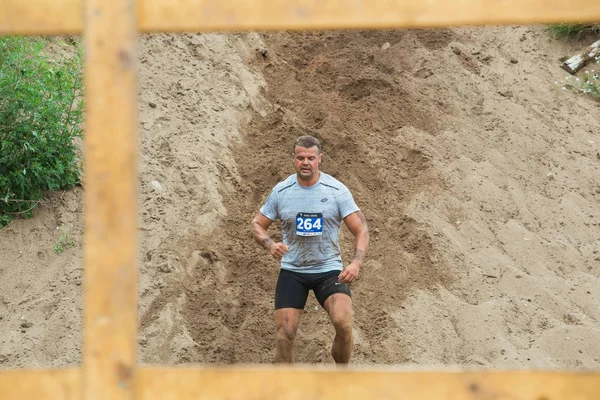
[338,211,369,283]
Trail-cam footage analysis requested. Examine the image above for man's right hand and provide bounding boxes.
[268,242,288,259]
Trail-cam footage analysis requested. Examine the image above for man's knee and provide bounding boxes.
[331,309,353,337]
[276,323,297,343]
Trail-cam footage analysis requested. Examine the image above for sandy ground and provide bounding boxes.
[1,26,599,369]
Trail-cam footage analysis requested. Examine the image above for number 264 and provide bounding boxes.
[297,218,321,230]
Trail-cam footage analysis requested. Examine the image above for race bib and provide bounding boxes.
[296,212,323,236]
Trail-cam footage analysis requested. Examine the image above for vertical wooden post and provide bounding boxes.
[82,0,138,399]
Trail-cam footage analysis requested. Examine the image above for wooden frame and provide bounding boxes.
[1,0,600,399]
[2,0,600,34]
[1,368,599,399]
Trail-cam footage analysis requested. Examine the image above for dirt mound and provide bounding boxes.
[1,27,599,368]
[142,28,600,366]
[183,30,454,364]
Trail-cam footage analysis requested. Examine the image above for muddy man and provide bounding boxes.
[251,135,369,364]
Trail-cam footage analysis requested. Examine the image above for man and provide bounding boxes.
[251,135,369,364]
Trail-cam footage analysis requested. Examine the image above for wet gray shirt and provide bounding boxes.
[260,172,360,273]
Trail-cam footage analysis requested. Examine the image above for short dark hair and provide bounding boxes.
[293,135,321,153]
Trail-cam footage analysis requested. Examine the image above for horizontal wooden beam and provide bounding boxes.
[1,368,599,399]
[0,368,80,400]
[2,0,600,35]
[138,0,600,33]
[137,367,600,399]
[0,0,82,35]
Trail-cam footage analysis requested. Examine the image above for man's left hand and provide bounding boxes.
[338,262,360,283]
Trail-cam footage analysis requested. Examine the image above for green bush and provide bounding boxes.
[0,36,83,227]
[548,23,600,39]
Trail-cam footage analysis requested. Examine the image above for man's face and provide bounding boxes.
[294,145,322,181]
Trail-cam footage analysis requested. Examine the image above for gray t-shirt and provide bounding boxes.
[260,172,360,273]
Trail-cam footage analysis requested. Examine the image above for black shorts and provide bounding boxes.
[274,269,351,310]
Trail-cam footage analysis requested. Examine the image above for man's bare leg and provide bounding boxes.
[324,293,354,364]
[274,308,303,363]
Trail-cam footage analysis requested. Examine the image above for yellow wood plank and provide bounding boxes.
[138,0,600,32]
[2,0,600,34]
[0,0,82,35]
[82,0,138,399]
[138,367,600,400]
[0,368,80,400]
[1,368,599,400]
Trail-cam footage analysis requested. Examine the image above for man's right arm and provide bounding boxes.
[251,213,288,259]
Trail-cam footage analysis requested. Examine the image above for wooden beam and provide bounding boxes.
[0,368,80,400]
[0,0,82,35]
[138,0,600,32]
[137,368,600,400]
[2,368,600,399]
[82,0,138,399]
[2,0,600,35]
[16,367,594,400]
